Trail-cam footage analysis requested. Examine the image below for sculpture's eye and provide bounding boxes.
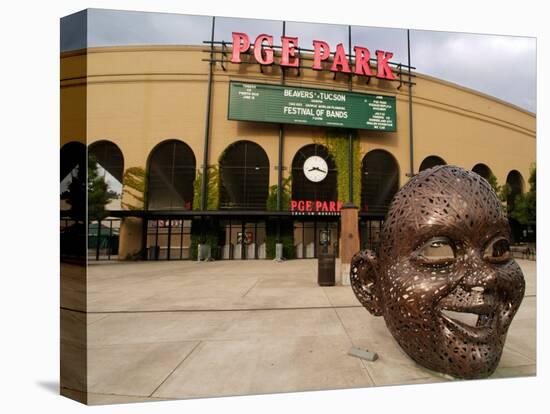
[483,237,511,264]
[414,237,456,267]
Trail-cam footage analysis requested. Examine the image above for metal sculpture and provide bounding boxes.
[350,165,525,379]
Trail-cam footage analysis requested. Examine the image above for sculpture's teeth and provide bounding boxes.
[440,309,480,327]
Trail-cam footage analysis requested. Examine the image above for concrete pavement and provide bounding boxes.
[61,259,536,404]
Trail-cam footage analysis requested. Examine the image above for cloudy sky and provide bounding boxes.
[61,8,536,112]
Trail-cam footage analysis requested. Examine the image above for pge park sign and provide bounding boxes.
[230,32,397,80]
[228,82,397,131]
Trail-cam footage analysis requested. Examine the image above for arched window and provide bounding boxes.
[147,140,196,210]
[60,141,86,183]
[60,141,86,258]
[291,144,337,203]
[472,163,493,181]
[89,140,124,183]
[89,140,124,209]
[506,170,524,212]
[60,141,86,213]
[361,149,399,216]
[419,155,446,172]
[219,140,269,210]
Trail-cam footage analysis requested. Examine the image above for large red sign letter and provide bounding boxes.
[353,46,373,76]
[376,50,395,80]
[330,43,351,73]
[231,32,250,63]
[281,36,299,67]
[312,40,330,70]
[253,34,274,65]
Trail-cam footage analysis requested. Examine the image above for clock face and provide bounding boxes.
[303,156,328,182]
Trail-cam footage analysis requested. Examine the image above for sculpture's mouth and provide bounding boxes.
[438,305,499,343]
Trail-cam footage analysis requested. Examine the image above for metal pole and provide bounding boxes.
[108,219,113,260]
[167,219,172,260]
[200,16,216,244]
[347,25,354,205]
[276,21,286,243]
[96,219,101,261]
[407,29,415,177]
[141,217,148,260]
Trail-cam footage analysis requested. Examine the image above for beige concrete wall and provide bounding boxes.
[60,45,536,200]
[411,74,535,185]
[60,50,87,148]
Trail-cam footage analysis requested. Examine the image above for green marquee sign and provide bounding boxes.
[228,81,397,131]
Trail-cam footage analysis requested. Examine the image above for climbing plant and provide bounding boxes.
[266,175,292,211]
[193,166,220,210]
[265,219,296,260]
[190,166,220,259]
[121,166,146,210]
[190,217,219,260]
[314,129,362,207]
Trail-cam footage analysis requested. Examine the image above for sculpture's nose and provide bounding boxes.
[459,248,498,292]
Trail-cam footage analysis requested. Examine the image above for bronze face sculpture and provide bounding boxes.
[351,166,525,379]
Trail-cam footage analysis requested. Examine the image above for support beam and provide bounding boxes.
[407,29,415,178]
[201,16,216,212]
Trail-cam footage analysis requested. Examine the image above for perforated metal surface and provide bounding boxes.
[351,166,525,379]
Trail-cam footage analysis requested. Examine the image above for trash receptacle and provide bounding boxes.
[148,246,160,260]
[318,250,335,286]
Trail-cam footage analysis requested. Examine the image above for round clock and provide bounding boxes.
[303,155,328,182]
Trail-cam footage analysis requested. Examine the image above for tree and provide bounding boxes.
[485,173,500,195]
[88,154,118,221]
[61,163,86,219]
[511,164,536,225]
[483,173,511,214]
[267,175,292,211]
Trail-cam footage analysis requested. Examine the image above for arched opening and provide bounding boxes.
[147,140,196,210]
[291,144,338,259]
[89,140,124,210]
[60,141,86,185]
[87,140,124,260]
[359,149,399,251]
[506,170,524,212]
[60,142,86,212]
[89,140,124,182]
[60,141,86,260]
[506,170,525,243]
[361,149,399,215]
[419,155,446,172]
[218,140,269,260]
[291,144,337,203]
[219,140,269,210]
[472,163,493,181]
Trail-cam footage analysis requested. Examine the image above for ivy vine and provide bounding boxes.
[121,166,146,210]
[266,175,292,211]
[314,129,362,207]
[192,166,220,210]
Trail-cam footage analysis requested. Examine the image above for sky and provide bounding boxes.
[61,8,536,113]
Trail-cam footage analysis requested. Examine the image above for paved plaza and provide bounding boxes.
[61,258,536,404]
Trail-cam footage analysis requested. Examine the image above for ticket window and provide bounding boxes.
[146,219,192,260]
[294,221,316,258]
[359,219,383,252]
[221,220,266,260]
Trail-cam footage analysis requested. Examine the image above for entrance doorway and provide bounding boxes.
[293,220,339,258]
[359,218,384,252]
[146,219,192,260]
[220,219,267,259]
[87,217,120,261]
